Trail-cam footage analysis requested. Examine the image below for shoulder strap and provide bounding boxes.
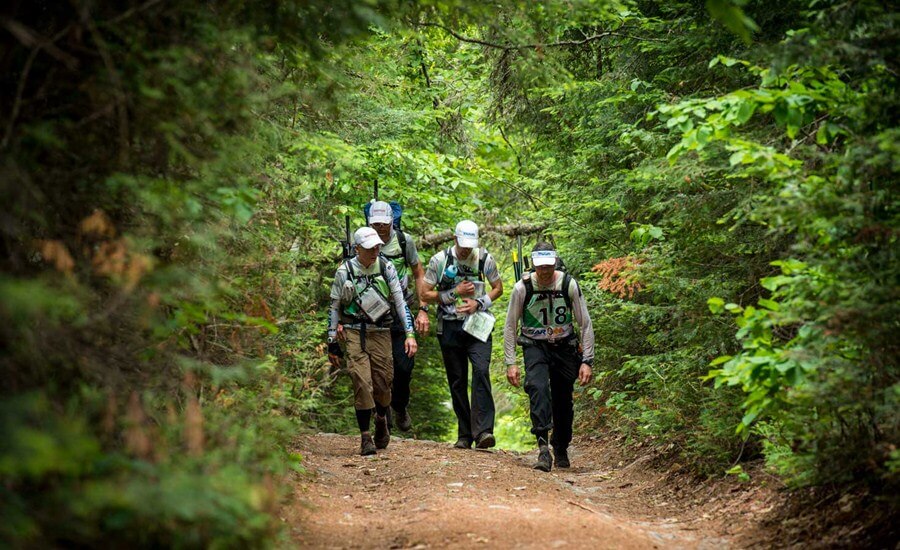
[478,248,487,282]
[378,256,388,278]
[397,231,408,259]
[344,260,356,281]
[523,273,534,307]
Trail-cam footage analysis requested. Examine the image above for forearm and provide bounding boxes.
[573,294,595,362]
[411,263,426,307]
[327,299,341,339]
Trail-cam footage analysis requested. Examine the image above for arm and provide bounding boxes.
[420,252,459,306]
[503,282,525,367]
[504,282,523,387]
[385,261,418,357]
[570,278,595,385]
[410,260,430,333]
[327,267,347,368]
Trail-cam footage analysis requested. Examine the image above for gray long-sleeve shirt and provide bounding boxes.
[503,272,595,366]
[327,256,414,339]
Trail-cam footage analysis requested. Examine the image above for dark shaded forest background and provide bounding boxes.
[1,0,896,546]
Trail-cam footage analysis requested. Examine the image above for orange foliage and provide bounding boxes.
[37,239,75,274]
[591,256,644,298]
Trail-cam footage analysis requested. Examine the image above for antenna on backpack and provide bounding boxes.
[514,234,524,280]
[373,179,378,201]
[341,215,352,259]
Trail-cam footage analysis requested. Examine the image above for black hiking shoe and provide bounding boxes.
[393,408,412,432]
[454,437,473,449]
[475,432,496,449]
[360,433,376,456]
[534,445,552,472]
[374,414,390,449]
[554,447,570,468]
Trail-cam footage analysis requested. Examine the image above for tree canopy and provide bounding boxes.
[1,0,896,546]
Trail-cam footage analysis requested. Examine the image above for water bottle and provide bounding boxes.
[444,264,458,280]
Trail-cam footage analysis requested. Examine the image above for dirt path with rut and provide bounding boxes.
[282,433,733,549]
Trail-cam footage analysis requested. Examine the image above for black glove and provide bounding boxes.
[327,341,343,358]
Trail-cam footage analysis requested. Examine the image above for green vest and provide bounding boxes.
[520,271,574,341]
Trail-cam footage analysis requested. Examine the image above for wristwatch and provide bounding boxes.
[419,305,430,312]
[582,358,593,367]
[327,336,337,344]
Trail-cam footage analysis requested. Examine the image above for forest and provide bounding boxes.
[1,0,897,547]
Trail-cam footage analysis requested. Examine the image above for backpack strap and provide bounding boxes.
[397,231,408,261]
[477,248,487,282]
[522,273,534,308]
[345,259,356,282]
[562,272,573,310]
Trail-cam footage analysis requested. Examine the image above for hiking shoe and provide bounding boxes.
[394,408,412,432]
[360,433,376,456]
[454,437,473,449]
[374,414,390,449]
[554,447,570,468]
[475,432,496,449]
[533,445,552,472]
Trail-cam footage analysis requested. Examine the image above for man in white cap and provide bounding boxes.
[503,242,594,472]
[327,227,418,456]
[421,220,503,449]
[367,201,429,432]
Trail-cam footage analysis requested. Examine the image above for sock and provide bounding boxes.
[356,408,372,433]
[375,403,389,418]
[536,432,549,447]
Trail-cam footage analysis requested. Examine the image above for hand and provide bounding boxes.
[415,309,430,334]
[506,365,520,387]
[336,324,345,341]
[327,341,343,370]
[456,298,479,315]
[404,337,418,357]
[578,363,592,386]
[455,280,475,297]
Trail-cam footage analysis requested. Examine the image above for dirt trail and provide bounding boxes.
[283,434,732,549]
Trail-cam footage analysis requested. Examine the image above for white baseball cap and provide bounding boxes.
[532,250,558,267]
[354,227,384,249]
[368,201,393,225]
[454,220,479,248]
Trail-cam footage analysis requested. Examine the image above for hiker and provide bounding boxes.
[367,200,429,432]
[421,220,503,449]
[327,227,418,456]
[503,242,594,472]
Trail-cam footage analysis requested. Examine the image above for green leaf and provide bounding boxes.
[707,297,725,313]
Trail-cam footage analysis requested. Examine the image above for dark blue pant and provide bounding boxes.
[390,327,415,413]
[438,319,495,441]
[523,338,580,449]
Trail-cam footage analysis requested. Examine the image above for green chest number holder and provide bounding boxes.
[520,271,574,341]
[344,258,392,325]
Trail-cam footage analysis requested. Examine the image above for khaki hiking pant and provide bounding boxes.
[345,328,393,410]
